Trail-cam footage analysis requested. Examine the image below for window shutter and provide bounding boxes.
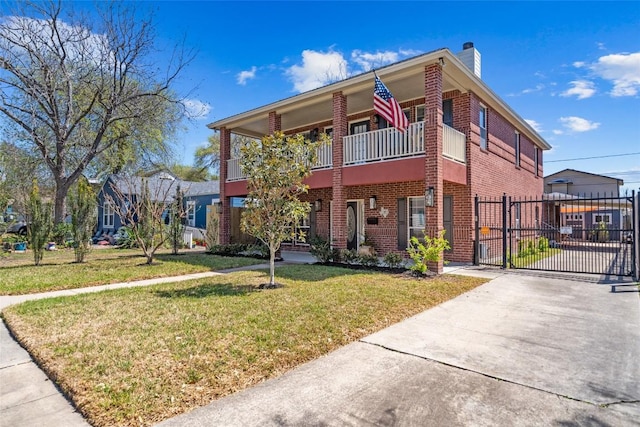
[397,198,407,250]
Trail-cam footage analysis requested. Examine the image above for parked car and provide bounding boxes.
[622,231,633,244]
[2,214,27,235]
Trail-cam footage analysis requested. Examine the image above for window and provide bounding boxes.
[534,148,539,176]
[442,99,453,127]
[514,131,521,167]
[593,214,611,224]
[408,196,425,241]
[479,105,487,150]
[283,212,311,246]
[186,200,196,227]
[103,202,114,228]
[415,105,425,122]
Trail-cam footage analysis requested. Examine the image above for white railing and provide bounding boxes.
[226,158,244,181]
[443,124,466,163]
[312,142,333,169]
[343,121,425,165]
[226,142,332,182]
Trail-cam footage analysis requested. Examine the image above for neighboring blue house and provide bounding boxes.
[96,172,220,234]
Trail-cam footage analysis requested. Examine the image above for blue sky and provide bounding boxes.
[6,1,640,193]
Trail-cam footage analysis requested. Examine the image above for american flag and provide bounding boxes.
[373,74,408,132]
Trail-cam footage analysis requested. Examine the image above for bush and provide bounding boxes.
[537,236,549,252]
[209,243,248,256]
[383,252,404,269]
[115,226,137,249]
[51,223,73,246]
[309,236,333,263]
[406,230,450,275]
[358,252,379,267]
[246,242,269,258]
[340,248,358,265]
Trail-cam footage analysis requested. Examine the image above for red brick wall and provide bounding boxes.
[219,127,231,244]
[468,93,543,200]
[331,92,347,250]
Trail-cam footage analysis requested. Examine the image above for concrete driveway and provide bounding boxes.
[159,270,640,426]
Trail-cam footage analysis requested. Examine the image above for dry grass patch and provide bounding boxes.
[3,265,487,426]
[0,248,264,295]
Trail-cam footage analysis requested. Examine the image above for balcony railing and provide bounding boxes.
[226,123,466,181]
[343,122,425,165]
[442,124,466,163]
[226,142,333,182]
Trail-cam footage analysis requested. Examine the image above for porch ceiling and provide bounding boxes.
[210,50,465,139]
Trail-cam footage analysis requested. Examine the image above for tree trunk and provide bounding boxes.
[269,245,276,286]
[53,180,71,224]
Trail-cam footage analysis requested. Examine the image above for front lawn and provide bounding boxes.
[510,248,561,268]
[0,248,264,295]
[2,265,487,427]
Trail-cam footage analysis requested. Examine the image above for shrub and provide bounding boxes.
[309,235,333,263]
[406,230,450,275]
[537,236,549,252]
[115,226,137,249]
[246,242,269,258]
[51,223,73,246]
[209,243,248,256]
[527,239,538,255]
[340,248,358,265]
[358,252,379,267]
[383,252,405,269]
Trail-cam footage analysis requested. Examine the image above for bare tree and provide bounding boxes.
[0,0,193,223]
[105,174,180,264]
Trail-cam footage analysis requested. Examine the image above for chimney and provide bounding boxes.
[456,42,481,78]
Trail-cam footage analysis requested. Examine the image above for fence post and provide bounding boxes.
[633,190,638,281]
[502,193,508,269]
[474,195,479,266]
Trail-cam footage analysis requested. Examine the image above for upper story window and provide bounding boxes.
[415,105,425,122]
[350,120,370,135]
[479,105,487,150]
[514,131,521,167]
[443,99,453,127]
[534,148,539,176]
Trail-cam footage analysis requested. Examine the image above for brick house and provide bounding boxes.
[208,43,551,272]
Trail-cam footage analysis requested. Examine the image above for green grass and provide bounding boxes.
[0,248,264,295]
[510,248,561,268]
[2,265,487,427]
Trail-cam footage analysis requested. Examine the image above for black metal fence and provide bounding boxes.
[475,192,637,277]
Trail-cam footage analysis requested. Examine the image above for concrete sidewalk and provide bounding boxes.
[1,256,639,426]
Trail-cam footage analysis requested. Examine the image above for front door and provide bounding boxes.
[347,201,358,250]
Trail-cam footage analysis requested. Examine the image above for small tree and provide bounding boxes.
[68,178,97,263]
[169,186,186,255]
[27,181,52,266]
[205,208,220,249]
[240,131,328,288]
[106,175,178,264]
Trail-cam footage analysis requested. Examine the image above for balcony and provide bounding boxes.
[225,122,466,182]
[226,143,333,182]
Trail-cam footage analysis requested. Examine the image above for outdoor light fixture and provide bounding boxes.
[216,202,223,214]
[438,57,445,67]
[425,187,435,207]
[369,196,377,210]
[315,199,322,212]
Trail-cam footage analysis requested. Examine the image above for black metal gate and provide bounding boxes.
[475,192,637,277]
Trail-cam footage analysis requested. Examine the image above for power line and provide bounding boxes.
[545,152,640,163]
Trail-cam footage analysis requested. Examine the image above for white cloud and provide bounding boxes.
[237,66,257,85]
[552,129,564,135]
[561,80,596,99]
[285,49,348,92]
[558,116,600,133]
[573,61,586,68]
[525,119,542,133]
[590,52,640,97]
[351,50,399,72]
[183,99,211,120]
